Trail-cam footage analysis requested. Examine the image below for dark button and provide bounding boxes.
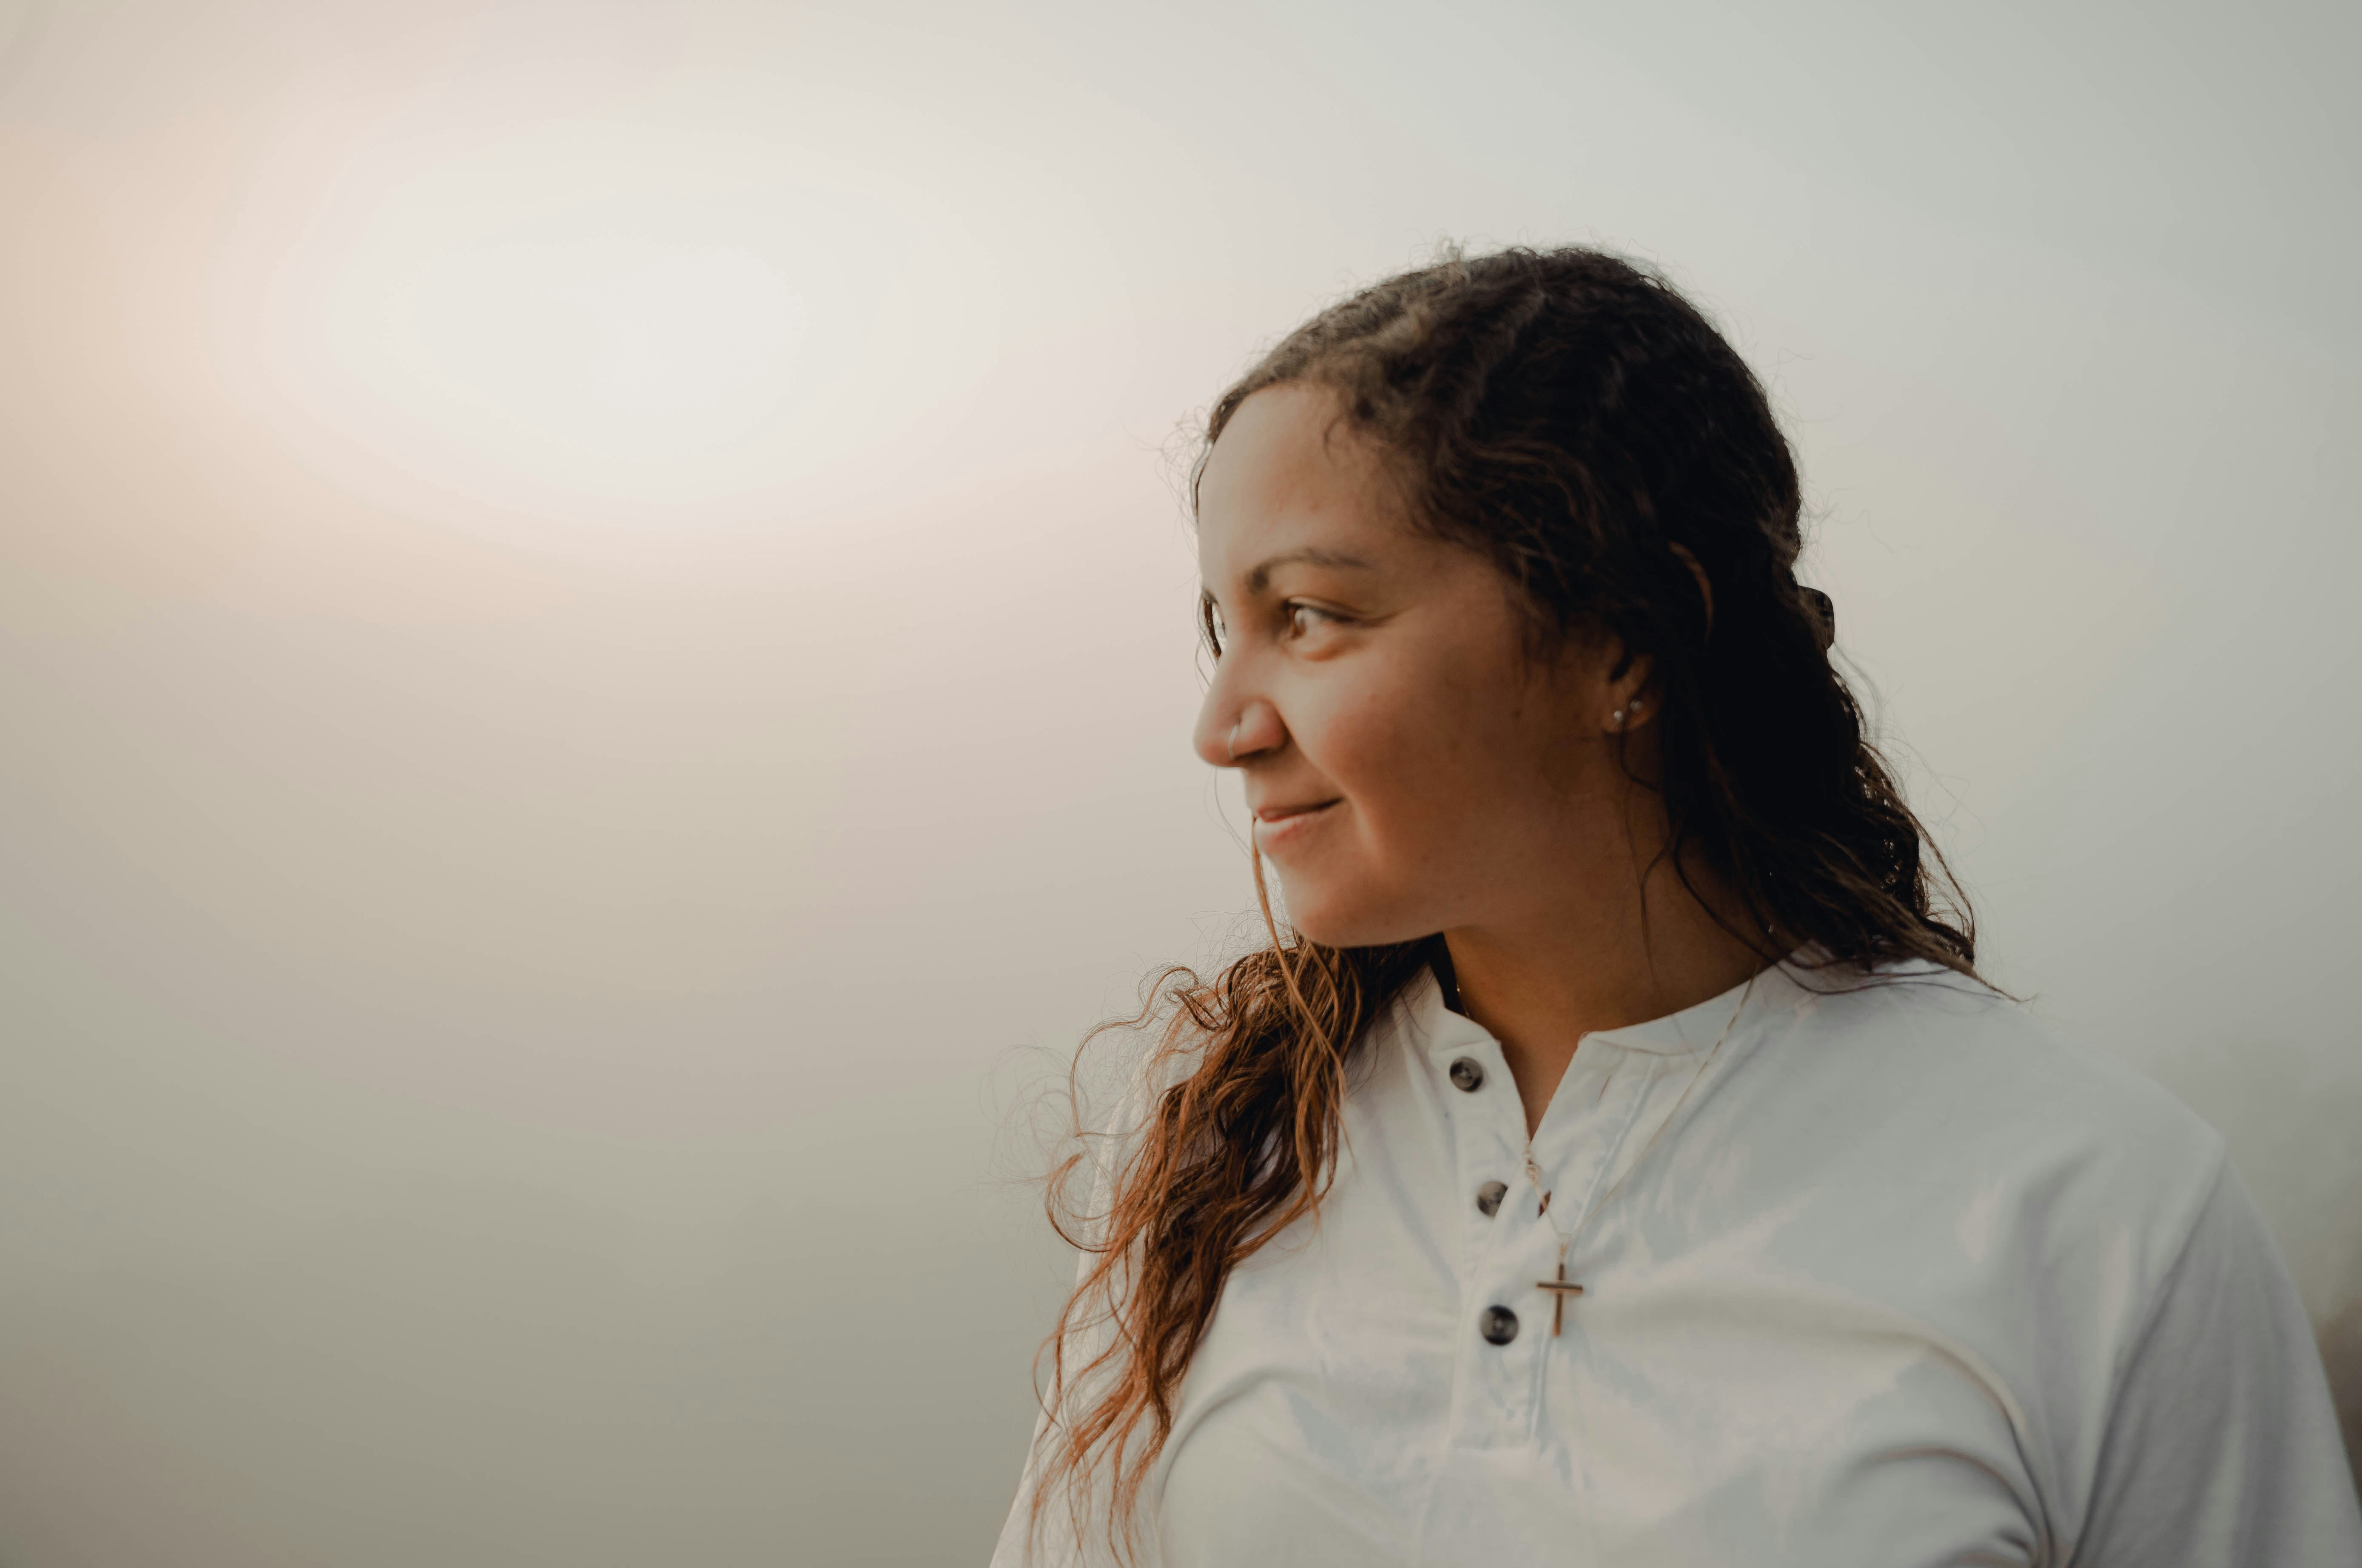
[1480,1305,1520,1345]
[1448,1057,1485,1092]
[1475,1180,1508,1218]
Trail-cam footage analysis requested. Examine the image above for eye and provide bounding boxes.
[1199,597,1227,653]
[1284,602,1343,639]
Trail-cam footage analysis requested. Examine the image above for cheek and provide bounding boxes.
[1306,664,1497,834]
[1352,681,1594,878]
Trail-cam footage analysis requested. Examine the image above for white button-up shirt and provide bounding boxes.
[994,957,2362,1565]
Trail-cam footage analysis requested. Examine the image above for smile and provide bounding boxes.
[1252,799,1340,847]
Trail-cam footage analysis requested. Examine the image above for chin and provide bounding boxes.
[1272,876,1431,951]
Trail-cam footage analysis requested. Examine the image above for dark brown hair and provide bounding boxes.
[1027,245,1978,1559]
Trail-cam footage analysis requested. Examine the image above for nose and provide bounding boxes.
[1192,677,1285,769]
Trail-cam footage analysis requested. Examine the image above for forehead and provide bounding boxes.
[1196,383,1403,581]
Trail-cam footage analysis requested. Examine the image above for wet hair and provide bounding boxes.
[1026,244,1978,1559]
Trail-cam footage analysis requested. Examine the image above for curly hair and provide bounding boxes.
[1024,245,1978,1561]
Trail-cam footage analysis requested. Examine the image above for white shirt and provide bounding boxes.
[995,956,2362,1566]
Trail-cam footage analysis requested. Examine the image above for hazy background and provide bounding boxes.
[1,0,2355,1561]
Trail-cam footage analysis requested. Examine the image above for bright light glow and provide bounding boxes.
[248,116,1005,523]
[380,240,805,463]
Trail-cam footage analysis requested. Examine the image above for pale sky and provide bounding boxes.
[0,0,2355,1561]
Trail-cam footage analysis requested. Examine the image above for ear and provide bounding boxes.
[1595,549,1709,737]
[1599,639,1656,735]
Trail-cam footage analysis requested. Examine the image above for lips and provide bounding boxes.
[1250,799,1342,852]
[1253,799,1341,823]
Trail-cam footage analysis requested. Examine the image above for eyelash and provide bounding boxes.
[1283,602,1342,639]
[1201,600,1345,656]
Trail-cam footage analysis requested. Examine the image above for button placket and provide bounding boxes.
[1442,1046,1519,1243]
[1453,1055,1515,1236]
[1433,1037,1541,1431]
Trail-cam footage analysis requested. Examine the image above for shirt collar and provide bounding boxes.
[1397,949,1804,1060]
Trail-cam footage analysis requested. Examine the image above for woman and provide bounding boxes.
[992,247,2360,1565]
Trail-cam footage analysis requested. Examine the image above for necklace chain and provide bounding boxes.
[1520,970,1758,1270]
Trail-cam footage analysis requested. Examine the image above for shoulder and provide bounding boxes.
[1750,957,2224,1197]
[1753,966,2362,1555]
[1723,958,2231,1357]
[1713,963,2246,1496]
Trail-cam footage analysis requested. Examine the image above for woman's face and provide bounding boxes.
[1193,382,1642,948]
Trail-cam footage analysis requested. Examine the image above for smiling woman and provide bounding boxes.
[993,247,2362,1567]
[1184,381,1774,1020]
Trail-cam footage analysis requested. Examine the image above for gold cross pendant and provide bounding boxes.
[1536,1259,1585,1336]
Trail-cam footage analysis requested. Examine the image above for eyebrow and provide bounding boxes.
[1238,547,1378,596]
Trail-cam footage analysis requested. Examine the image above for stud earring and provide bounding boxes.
[1611,707,1627,728]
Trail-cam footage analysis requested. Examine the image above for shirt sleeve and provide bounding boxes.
[2072,1153,2362,1565]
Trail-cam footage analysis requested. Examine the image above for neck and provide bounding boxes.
[1440,853,1769,1139]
